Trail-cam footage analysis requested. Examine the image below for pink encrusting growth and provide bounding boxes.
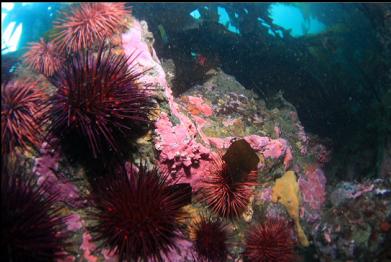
[155,112,210,167]
[262,138,288,159]
[122,20,212,189]
[155,112,211,190]
[185,95,214,116]
[80,232,98,262]
[298,167,327,222]
[33,140,81,207]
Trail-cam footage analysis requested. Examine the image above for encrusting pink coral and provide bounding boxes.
[262,138,288,159]
[244,135,270,151]
[155,112,210,169]
[122,20,213,190]
[33,140,81,208]
[298,167,327,222]
[185,95,213,116]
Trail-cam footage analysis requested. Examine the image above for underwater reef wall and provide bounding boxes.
[2,3,391,262]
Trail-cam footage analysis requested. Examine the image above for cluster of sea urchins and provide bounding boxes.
[53,2,129,52]
[88,163,192,261]
[1,161,69,262]
[1,79,49,156]
[190,215,230,262]
[243,219,296,262]
[46,45,154,158]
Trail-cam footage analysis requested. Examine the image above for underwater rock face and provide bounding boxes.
[6,4,390,261]
[313,179,391,262]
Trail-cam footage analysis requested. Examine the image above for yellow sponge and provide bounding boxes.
[272,171,309,247]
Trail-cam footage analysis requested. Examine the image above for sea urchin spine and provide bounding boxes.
[46,45,155,158]
[23,38,64,77]
[1,160,69,262]
[1,79,49,155]
[244,219,296,262]
[200,153,258,219]
[89,163,192,261]
[190,215,230,262]
[53,3,129,52]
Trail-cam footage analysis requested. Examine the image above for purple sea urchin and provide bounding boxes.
[1,161,68,262]
[191,215,230,262]
[89,163,192,261]
[46,45,155,158]
[244,219,296,262]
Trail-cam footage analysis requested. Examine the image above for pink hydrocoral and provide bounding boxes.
[262,138,288,159]
[244,135,270,151]
[122,20,159,67]
[208,137,235,149]
[185,95,213,116]
[155,112,209,167]
[298,167,327,222]
[155,112,211,191]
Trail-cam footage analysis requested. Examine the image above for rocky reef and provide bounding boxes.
[2,3,391,262]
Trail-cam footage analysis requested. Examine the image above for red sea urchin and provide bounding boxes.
[191,215,230,262]
[1,79,49,155]
[46,45,155,158]
[23,38,64,77]
[89,163,192,261]
[1,160,69,262]
[200,139,259,219]
[243,219,296,262]
[53,3,129,52]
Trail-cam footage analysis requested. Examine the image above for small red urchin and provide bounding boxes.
[23,38,64,77]
[46,45,155,158]
[1,79,49,155]
[243,219,296,262]
[200,139,259,219]
[89,163,192,261]
[1,160,69,262]
[53,3,129,52]
[191,215,230,262]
